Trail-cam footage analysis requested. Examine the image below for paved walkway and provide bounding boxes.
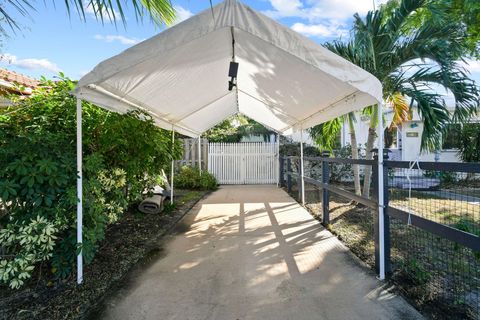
[98,186,422,320]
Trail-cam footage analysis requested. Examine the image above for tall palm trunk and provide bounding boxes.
[362,106,378,199]
[348,114,361,195]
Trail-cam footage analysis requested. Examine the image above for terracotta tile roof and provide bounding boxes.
[0,68,39,94]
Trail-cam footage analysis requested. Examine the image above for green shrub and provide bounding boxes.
[458,123,480,163]
[174,166,217,190]
[0,75,182,288]
[0,216,57,289]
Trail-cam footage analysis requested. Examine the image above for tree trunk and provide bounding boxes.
[362,111,378,199]
[348,116,361,196]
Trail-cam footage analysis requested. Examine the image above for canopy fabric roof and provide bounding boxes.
[75,0,382,137]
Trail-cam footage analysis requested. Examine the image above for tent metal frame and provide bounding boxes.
[73,0,385,285]
[75,98,385,283]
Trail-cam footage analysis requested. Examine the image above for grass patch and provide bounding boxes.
[389,189,480,236]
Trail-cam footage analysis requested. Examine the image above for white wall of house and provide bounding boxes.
[340,107,468,162]
[341,113,379,148]
[287,130,314,146]
[286,105,477,163]
[240,133,278,143]
[399,120,462,162]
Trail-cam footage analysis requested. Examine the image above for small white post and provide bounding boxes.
[198,136,202,175]
[170,129,175,204]
[76,98,83,285]
[377,103,385,280]
[300,128,305,206]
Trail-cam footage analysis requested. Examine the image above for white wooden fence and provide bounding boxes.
[208,142,278,184]
[177,138,208,170]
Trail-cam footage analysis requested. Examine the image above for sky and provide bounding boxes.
[0,0,479,85]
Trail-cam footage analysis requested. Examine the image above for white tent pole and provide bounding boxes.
[76,98,83,285]
[170,128,175,204]
[300,128,305,205]
[377,103,385,280]
[198,136,202,175]
[276,133,280,187]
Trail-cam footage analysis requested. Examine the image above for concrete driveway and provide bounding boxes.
[97,185,422,320]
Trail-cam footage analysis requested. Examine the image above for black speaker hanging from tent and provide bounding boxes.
[228,61,239,91]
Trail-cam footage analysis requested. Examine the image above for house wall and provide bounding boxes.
[287,107,475,163]
[341,113,377,149]
[400,120,462,162]
[240,133,277,143]
[339,108,469,163]
[287,130,314,145]
[400,120,423,161]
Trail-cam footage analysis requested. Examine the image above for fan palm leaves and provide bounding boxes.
[309,113,362,195]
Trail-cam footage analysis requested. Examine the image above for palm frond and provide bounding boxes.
[387,92,410,127]
[309,117,343,152]
[0,0,176,35]
[324,0,479,152]
[403,87,451,150]
[0,0,34,34]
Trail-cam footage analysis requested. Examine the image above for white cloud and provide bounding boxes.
[291,22,348,38]
[173,6,193,24]
[265,0,388,21]
[306,0,387,20]
[461,58,480,73]
[265,0,388,39]
[94,34,143,45]
[265,0,304,18]
[0,53,62,73]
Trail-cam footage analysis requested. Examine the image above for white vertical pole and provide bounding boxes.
[276,133,280,187]
[198,136,202,175]
[76,98,83,285]
[170,128,175,204]
[377,103,385,280]
[300,128,305,206]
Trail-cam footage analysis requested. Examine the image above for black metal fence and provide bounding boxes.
[280,154,480,319]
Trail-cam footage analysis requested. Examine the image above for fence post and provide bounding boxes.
[372,150,380,275]
[279,156,285,187]
[287,158,292,193]
[321,151,330,225]
[383,150,391,275]
[372,149,391,276]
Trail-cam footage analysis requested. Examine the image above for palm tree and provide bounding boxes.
[309,112,362,196]
[312,0,479,198]
[0,0,176,36]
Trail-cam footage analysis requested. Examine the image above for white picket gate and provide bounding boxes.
[208,142,278,184]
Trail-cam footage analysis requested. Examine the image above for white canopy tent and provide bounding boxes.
[74,0,386,283]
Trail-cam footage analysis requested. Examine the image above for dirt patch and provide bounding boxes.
[0,190,209,320]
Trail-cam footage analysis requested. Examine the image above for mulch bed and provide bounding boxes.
[0,189,209,320]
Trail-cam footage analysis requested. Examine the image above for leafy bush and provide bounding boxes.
[0,75,182,288]
[0,216,57,288]
[458,123,480,163]
[174,166,217,190]
[330,145,358,183]
[279,142,321,157]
